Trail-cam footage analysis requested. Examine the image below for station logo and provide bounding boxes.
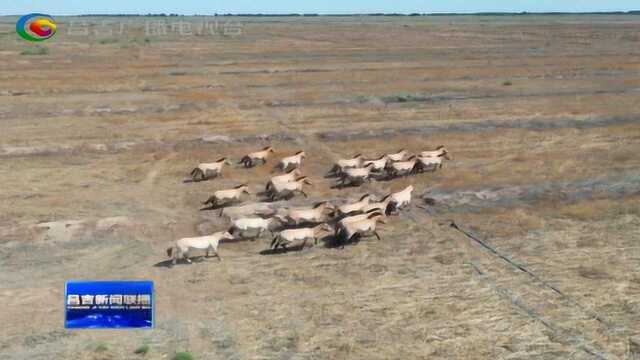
[16,13,57,41]
[65,280,154,329]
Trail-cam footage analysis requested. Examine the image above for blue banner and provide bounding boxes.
[65,280,154,329]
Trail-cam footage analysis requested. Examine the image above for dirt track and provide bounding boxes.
[1,15,640,359]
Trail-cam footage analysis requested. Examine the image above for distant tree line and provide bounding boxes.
[76,11,640,17]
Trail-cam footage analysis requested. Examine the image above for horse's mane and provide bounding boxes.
[358,194,370,201]
[295,151,304,155]
[436,145,445,150]
[216,157,226,162]
[234,184,247,189]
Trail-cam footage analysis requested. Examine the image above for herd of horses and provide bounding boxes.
[166,145,452,265]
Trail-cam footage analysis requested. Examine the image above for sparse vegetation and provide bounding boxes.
[381,92,428,104]
[134,344,150,355]
[20,46,49,56]
[502,80,513,86]
[95,342,108,352]
[172,352,194,360]
[98,37,119,45]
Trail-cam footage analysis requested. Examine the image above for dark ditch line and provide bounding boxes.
[3,86,639,121]
[3,114,638,159]
[425,173,640,214]
[263,87,640,109]
[374,87,640,105]
[317,114,640,141]
[0,101,221,121]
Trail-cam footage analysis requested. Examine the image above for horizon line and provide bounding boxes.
[2,10,640,17]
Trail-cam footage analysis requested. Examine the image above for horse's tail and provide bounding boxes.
[411,161,421,174]
[203,196,215,205]
[239,156,249,165]
[326,165,339,176]
[270,235,279,249]
[191,168,204,179]
[166,247,173,258]
[385,201,396,216]
[335,227,344,243]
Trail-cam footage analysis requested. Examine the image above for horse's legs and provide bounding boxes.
[374,231,381,241]
[348,233,357,244]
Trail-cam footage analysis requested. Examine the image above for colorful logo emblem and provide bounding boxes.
[16,13,57,42]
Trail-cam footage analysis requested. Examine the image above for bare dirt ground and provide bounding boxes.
[1,15,640,359]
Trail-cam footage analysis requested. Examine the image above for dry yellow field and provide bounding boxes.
[1,15,640,359]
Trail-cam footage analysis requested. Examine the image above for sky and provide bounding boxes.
[2,1,639,16]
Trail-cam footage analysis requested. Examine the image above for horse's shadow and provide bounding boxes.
[370,173,400,182]
[183,177,216,184]
[259,242,311,255]
[224,236,262,243]
[199,204,225,212]
[257,192,298,203]
[154,256,210,268]
[319,233,358,249]
[330,182,365,190]
[199,201,242,212]
[423,197,437,206]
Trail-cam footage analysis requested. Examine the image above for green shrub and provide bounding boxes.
[95,342,108,352]
[502,80,513,86]
[134,344,150,355]
[381,92,427,104]
[98,38,119,45]
[173,352,194,360]
[20,46,49,56]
